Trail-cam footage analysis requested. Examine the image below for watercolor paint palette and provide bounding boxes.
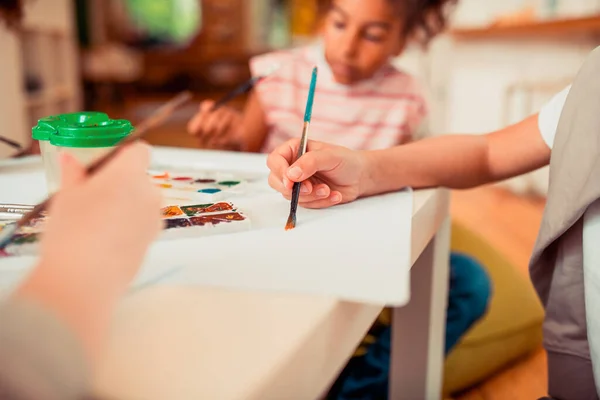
[0,201,250,257]
[160,201,251,240]
[149,170,248,202]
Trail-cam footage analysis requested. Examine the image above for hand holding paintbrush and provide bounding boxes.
[0,90,192,248]
[285,66,318,231]
[188,65,281,149]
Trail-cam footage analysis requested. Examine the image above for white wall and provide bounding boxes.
[444,40,593,133]
[393,0,600,196]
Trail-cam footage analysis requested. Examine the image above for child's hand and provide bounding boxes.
[39,143,163,293]
[13,144,161,363]
[187,100,243,148]
[16,143,163,361]
[266,139,368,209]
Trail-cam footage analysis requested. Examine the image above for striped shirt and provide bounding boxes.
[250,42,428,153]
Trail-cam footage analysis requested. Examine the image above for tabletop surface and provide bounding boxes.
[0,147,432,305]
[91,186,449,400]
[0,148,449,399]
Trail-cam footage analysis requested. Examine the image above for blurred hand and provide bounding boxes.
[40,142,163,292]
[16,142,163,362]
[187,100,243,148]
[266,139,368,209]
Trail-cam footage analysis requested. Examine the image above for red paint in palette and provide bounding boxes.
[173,176,193,181]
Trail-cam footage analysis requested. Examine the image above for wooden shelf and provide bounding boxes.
[451,15,600,40]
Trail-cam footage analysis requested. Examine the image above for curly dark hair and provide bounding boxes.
[0,0,24,30]
[399,0,458,45]
[318,0,458,46]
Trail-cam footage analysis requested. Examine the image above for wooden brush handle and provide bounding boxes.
[0,135,23,150]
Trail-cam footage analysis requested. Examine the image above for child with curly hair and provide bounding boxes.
[188,0,458,153]
[191,2,489,399]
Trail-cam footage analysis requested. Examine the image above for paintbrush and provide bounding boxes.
[0,90,193,248]
[199,64,281,148]
[285,66,318,231]
[0,204,34,221]
[0,136,23,150]
[211,64,281,111]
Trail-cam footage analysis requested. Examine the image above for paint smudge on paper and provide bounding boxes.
[180,202,234,217]
[204,202,234,213]
[180,203,212,217]
[195,178,215,183]
[165,218,192,229]
[11,233,39,244]
[161,206,184,218]
[190,212,245,226]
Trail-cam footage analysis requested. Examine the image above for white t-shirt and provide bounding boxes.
[538,85,600,395]
[538,85,571,148]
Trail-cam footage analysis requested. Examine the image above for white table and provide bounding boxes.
[92,192,450,400]
[0,149,450,400]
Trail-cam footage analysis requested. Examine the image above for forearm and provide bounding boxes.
[0,298,90,400]
[15,260,120,364]
[361,134,493,196]
[360,114,550,197]
[238,91,269,153]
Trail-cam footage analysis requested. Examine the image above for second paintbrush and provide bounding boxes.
[285,66,318,231]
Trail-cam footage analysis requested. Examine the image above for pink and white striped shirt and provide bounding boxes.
[250,42,428,154]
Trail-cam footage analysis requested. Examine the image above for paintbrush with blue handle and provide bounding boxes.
[285,66,318,231]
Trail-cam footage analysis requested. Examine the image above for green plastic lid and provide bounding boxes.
[31,115,64,141]
[33,112,134,148]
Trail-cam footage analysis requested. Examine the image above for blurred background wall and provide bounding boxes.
[2,0,600,194]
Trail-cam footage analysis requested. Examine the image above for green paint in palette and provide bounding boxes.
[218,180,240,187]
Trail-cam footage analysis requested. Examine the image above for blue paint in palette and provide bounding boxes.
[198,188,222,194]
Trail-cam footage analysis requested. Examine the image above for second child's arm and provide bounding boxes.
[188,91,270,153]
[362,114,551,195]
[237,91,270,153]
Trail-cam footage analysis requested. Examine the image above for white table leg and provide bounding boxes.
[389,217,451,400]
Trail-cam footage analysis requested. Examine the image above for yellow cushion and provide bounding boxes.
[443,220,544,395]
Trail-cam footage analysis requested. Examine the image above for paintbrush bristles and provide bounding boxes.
[284,213,296,231]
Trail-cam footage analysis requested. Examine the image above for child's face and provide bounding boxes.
[322,0,404,85]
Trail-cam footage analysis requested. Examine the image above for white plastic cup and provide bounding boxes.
[33,112,133,194]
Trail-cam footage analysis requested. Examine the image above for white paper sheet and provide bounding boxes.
[0,148,413,305]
